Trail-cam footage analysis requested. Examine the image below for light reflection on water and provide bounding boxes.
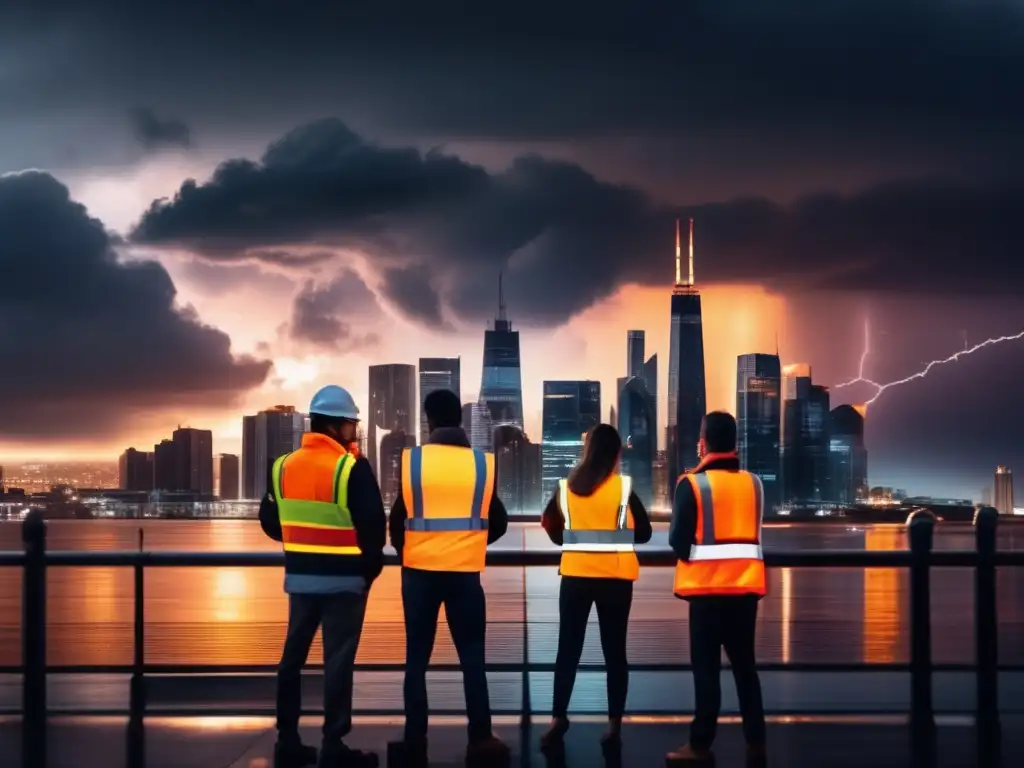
[0,520,1021,668]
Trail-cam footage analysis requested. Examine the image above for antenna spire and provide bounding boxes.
[497,271,506,322]
[688,217,695,286]
[674,218,682,285]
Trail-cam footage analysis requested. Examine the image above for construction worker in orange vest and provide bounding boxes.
[538,423,653,754]
[259,385,386,768]
[386,388,510,768]
[665,411,767,766]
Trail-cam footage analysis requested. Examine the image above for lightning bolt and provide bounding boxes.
[836,318,1024,405]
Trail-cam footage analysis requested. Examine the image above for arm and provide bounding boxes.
[628,490,653,544]
[389,492,408,560]
[346,458,387,583]
[487,479,508,545]
[668,476,698,561]
[540,490,564,546]
[258,462,283,542]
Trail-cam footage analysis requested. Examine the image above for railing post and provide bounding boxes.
[127,528,147,767]
[907,510,935,766]
[519,526,532,767]
[973,506,1000,765]
[21,509,47,768]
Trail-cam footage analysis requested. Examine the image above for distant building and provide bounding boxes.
[118,448,154,492]
[541,380,601,500]
[494,425,543,513]
[652,450,669,510]
[218,454,240,500]
[468,401,493,452]
[379,430,416,507]
[418,357,461,444]
[736,353,782,510]
[995,465,1015,515]
[242,406,305,500]
[172,427,214,497]
[479,275,524,445]
[153,439,176,492]
[829,405,868,504]
[368,364,416,480]
[981,486,992,506]
[782,365,830,504]
[618,376,656,508]
[461,402,474,437]
[627,330,646,379]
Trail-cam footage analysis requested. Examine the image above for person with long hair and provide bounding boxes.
[538,423,653,751]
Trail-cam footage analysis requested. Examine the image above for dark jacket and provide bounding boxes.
[668,452,740,562]
[389,426,509,560]
[259,448,387,587]
[540,481,653,547]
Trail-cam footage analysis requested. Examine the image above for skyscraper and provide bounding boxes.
[995,465,1015,515]
[667,218,707,495]
[468,400,493,452]
[153,439,176,491]
[218,453,240,500]
[618,330,657,507]
[172,427,214,496]
[368,364,417,480]
[781,366,830,504]
[829,405,868,504]
[118,448,154,492]
[541,380,601,499]
[418,357,461,443]
[493,425,543,513]
[736,353,782,510]
[379,429,416,506]
[479,275,524,448]
[627,330,646,378]
[241,406,306,499]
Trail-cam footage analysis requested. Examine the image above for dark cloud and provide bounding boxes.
[288,269,381,351]
[0,170,271,440]
[175,258,293,295]
[132,119,1024,327]
[132,107,192,151]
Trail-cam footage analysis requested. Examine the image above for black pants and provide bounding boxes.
[552,576,633,720]
[402,568,492,743]
[688,595,766,750]
[276,591,368,746]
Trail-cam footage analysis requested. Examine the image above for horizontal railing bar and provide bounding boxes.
[2,548,1024,568]
[2,663,1023,675]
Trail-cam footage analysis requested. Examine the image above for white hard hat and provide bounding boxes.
[309,385,360,420]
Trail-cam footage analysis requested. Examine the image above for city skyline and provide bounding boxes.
[2,2,1024,503]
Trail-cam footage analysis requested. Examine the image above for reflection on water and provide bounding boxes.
[0,520,1021,668]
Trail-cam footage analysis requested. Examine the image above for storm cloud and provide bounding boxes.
[132,107,193,151]
[0,170,271,440]
[132,119,1024,327]
[288,269,381,351]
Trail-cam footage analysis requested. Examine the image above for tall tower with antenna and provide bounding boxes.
[479,272,524,448]
[667,217,707,489]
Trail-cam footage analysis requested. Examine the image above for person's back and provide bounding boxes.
[666,411,767,766]
[539,424,652,754]
[387,389,510,768]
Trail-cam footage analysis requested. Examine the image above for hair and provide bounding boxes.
[310,412,346,435]
[567,423,622,495]
[701,410,737,453]
[424,388,462,430]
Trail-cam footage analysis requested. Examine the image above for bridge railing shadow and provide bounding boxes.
[1,507,1022,767]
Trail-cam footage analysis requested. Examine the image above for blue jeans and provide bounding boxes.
[401,567,492,743]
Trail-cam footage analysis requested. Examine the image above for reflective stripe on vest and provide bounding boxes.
[273,452,361,556]
[687,472,764,562]
[405,446,490,531]
[560,474,635,552]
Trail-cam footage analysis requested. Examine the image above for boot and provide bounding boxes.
[539,717,570,750]
[317,742,378,768]
[465,735,510,767]
[274,739,318,768]
[385,738,428,768]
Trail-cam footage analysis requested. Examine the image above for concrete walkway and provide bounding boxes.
[0,715,1018,767]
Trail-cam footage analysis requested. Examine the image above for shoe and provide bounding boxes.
[317,742,378,768]
[465,735,510,766]
[275,740,318,768]
[665,744,714,765]
[539,717,570,750]
[600,717,622,752]
[385,739,428,767]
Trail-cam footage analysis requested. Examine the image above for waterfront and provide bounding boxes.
[0,520,1022,670]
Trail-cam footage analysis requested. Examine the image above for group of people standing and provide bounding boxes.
[259,385,767,767]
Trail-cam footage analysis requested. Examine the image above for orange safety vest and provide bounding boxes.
[272,434,362,557]
[673,468,766,597]
[558,474,639,581]
[400,444,494,572]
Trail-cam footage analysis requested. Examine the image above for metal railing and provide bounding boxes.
[2,507,1023,767]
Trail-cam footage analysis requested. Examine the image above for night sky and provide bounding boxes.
[1,1,1022,501]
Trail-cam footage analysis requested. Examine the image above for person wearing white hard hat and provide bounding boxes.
[259,384,386,768]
